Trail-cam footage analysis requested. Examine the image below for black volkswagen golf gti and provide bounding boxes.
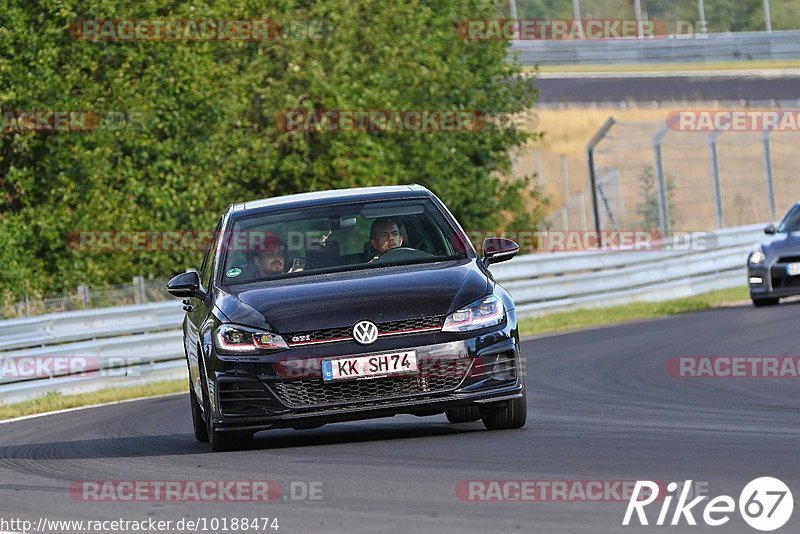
[167,185,525,451]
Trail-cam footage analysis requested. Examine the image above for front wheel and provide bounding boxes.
[480,388,527,430]
[752,297,779,307]
[445,406,481,423]
[198,360,253,452]
[204,392,253,452]
[189,380,209,443]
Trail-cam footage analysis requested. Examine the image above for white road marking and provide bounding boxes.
[0,392,183,425]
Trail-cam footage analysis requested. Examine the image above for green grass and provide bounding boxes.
[519,285,749,337]
[0,379,185,421]
[527,59,800,74]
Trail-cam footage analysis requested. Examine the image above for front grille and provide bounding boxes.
[286,315,446,346]
[771,273,800,289]
[379,315,446,334]
[270,356,471,408]
[777,256,800,264]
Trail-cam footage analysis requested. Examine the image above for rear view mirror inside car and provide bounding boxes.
[338,216,357,228]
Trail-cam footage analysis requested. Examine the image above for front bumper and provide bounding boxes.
[204,322,523,432]
[749,262,800,298]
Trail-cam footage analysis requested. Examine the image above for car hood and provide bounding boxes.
[759,232,800,259]
[214,259,489,333]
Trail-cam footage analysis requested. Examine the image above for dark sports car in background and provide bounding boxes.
[167,185,526,451]
[748,202,800,306]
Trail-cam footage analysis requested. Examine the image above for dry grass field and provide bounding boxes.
[514,106,681,210]
[511,105,800,230]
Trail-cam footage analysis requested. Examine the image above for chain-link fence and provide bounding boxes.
[511,148,590,230]
[1,277,171,319]
[543,118,800,234]
[508,0,800,33]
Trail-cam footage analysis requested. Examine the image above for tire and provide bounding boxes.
[197,357,253,452]
[445,406,481,423]
[480,388,527,430]
[204,391,253,452]
[189,380,209,443]
[752,297,779,307]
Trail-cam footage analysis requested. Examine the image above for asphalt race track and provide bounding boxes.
[536,74,800,103]
[1,302,799,533]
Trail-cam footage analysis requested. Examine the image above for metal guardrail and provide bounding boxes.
[0,224,761,404]
[0,301,188,405]
[0,330,184,385]
[0,301,182,352]
[492,224,762,315]
[511,30,800,65]
[0,360,187,406]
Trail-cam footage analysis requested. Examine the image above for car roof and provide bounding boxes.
[229,185,432,216]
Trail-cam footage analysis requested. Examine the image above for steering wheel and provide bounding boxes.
[380,246,418,255]
[373,246,435,263]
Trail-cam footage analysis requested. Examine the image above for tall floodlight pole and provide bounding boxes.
[509,0,519,39]
[634,0,644,38]
[698,0,708,34]
[764,0,772,32]
[573,0,584,39]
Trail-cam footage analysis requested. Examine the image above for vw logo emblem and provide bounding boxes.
[353,320,379,345]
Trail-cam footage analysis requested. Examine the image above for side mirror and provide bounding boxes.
[764,224,777,235]
[482,237,520,265]
[166,271,204,299]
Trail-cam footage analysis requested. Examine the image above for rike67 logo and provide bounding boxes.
[623,478,793,531]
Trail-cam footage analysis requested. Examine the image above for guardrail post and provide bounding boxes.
[709,131,724,228]
[77,285,90,307]
[763,131,777,221]
[133,276,146,304]
[587,117,616,248]
[653,125,671,236]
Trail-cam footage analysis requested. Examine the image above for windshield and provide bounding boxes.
[220,198,470,285]
[778,205,800,233]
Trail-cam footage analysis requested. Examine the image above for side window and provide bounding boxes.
[409,213,449,255]
[200,219,222,291]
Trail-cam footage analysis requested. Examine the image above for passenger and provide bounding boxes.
[253,233,302,276]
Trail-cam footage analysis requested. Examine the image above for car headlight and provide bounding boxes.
[749,247,766,265]
[213,324,289,353]
[442,295,505,332]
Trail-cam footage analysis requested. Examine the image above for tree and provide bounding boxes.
[636,165,674,231]
[0,0,543,298]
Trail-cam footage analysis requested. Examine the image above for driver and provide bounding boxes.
[369,218,404,262]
